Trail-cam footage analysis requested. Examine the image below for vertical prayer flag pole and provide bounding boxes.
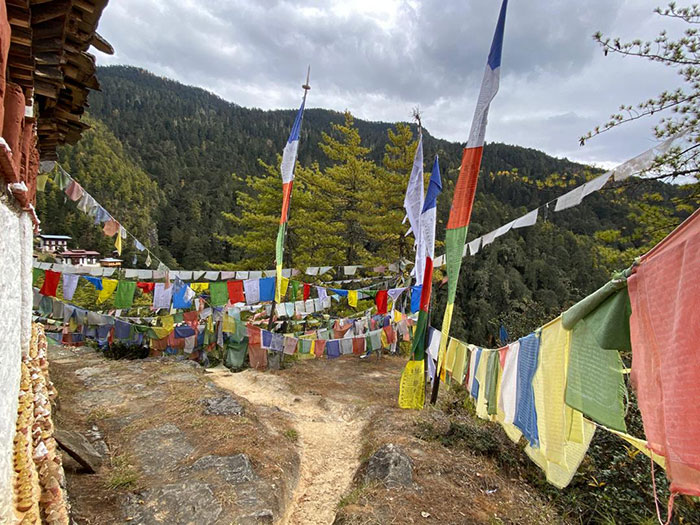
[274,67,311,307]
[431,0,508,404]
[399,155,442,409]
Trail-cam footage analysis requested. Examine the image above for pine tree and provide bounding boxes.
[366,123,419,263]
[298,112,381,264]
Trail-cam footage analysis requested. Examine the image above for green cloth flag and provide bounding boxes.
[113,281,136,309]
[290,280,299,301]
[224,337,248,369]
[565,286,630,432]
[33,268,44,286]
[485,350,500,416]
[209,281,229,306]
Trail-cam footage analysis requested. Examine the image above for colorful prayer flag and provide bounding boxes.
[436,0,508,389]
[275,87,308,302]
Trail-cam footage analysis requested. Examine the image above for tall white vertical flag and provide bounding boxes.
[403,133,424,279]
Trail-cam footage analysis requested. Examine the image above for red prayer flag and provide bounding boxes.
[39,270,61,297]
[303,282,311,301]
[227,280,245,303]
[629,209,700,496]
[375,290,388,315]
[137,282,155,294]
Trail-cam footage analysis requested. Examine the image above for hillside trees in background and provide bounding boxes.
[37,118,166,266]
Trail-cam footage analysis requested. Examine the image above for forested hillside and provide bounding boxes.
[37,65,697,345]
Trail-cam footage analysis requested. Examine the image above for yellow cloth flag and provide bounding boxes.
[36,173,49,192]
[280,277,290,298]
[97,279,118,304]
[190,282,209,292]
[114,233,122,255]
[222,314,236,333]
[150,326,170,339]
[398,359,425,409]
[348,290,358,308]
[437,303,454,382]
[475,350,491,419]
[524,318,596,489]
[393,310,403,323]
[452,341,468,386]
[161,315,174,332]
[607,428,665,469]
[445,338,457,376]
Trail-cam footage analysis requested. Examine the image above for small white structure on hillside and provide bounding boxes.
[38,234,71,253]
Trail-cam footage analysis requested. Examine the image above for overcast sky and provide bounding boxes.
[94,0,686,169]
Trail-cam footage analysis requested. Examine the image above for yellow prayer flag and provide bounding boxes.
[524,318,596,489]
[398,359,425,409]
[114,233,122,255]
[190,282,209,292]
[280,277,290,298]
[348,290,358,308]
[161,315,174,332]
[97,279,118,304]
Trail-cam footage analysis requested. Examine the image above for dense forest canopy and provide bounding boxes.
[37,65,697,345]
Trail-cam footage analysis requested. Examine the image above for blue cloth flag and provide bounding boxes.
[513,332,540,447]
[82,276,103,290]
[411,285,422,313]
[326,339,341,359]
[471,348,482,399]
[259,278,276,302]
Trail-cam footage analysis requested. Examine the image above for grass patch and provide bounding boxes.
[283,428,299,442]
[87,407,116,424]
[337,482,375,510]
[107,454,140,490]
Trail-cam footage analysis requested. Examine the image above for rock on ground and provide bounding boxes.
[364,444,413,488]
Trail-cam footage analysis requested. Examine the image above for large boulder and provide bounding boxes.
[364,444,413,488]
[122,480,222,524]
[54,429,103,473]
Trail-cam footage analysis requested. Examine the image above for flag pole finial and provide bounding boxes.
[302,65,311,92]
[412,107,422,135]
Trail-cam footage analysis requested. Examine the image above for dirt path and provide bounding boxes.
[210,368,365,525]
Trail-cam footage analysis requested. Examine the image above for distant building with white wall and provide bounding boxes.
[38,233,71,253]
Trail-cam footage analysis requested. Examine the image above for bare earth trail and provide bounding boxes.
[210,368,365,525]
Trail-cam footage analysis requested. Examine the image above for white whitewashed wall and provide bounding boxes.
[0,197,33,524]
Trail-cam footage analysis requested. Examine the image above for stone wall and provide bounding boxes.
[0,197,33,524]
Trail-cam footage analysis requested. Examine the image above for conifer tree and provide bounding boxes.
[362,123,419,263]
[298,111,382,265]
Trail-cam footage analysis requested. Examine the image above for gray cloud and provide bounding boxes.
[95,0,687,166]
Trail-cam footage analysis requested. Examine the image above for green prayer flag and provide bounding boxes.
[113,281,137,309]
[485,351,500,416]
[173,312,184,324]
[209,281,229,306]
[224,337,248,369]
[33,268,44,286]
[290,280,299,301]
[565,287,630,432]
